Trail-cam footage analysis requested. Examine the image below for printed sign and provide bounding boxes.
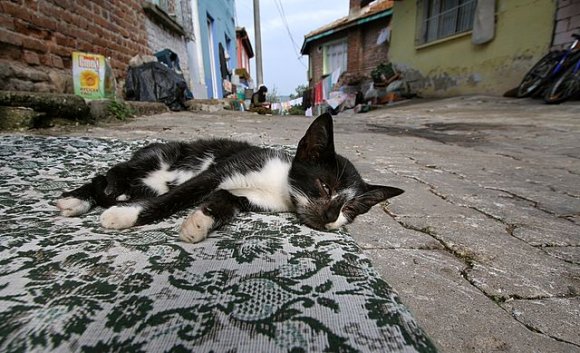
[72,52,115,99]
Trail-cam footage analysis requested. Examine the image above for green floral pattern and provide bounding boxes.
[0,136,437,353]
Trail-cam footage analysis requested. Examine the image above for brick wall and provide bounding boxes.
[307,31,347,86]
[359,19,390,75]
[552,0,580,49]
[347,28,363,74]
[0,0,150,93]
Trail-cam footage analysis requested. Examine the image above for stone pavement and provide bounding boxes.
[40,96,580,353]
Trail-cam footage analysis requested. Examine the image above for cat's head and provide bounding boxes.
[289,113,404,231]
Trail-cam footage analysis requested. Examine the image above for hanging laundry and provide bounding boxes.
[331,68,342,86]
[322,74,333,100]
[326,91,347,110]
[271,102,282,111]
[377,27,390,45]
[288,97,303,107]
[314,82,323,105]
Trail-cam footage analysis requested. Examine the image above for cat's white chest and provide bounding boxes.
[218,158,293,211]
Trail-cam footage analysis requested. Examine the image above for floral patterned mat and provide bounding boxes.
[0,135,437,353]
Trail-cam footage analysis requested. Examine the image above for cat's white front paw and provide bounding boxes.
[56,197,92,217]
[180,210,214,243]
[100,205,141,229]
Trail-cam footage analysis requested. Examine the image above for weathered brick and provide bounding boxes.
[38,54,64,69]
[553,29,577,47]
[49,43,73,57]
[30,14,58,32]
[554,19,569,34]
[50,55,64,69]
[0,14,15,30]
[1,2,33,22]
[559,0,572,7]
[54,33,76,49]
[15,20,53,40]
[557,4,580,20]
[22,36,49,53]
[570,14,580,28]
[0,28,24,47]
[23,50,40,65]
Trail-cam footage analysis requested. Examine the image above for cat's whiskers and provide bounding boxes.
[335,158,348,182]
[289,185,311,207]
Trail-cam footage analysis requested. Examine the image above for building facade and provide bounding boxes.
[196,0,237,99]
[301,0,394,87]
[388,0,578,97]
[236,27,254,78]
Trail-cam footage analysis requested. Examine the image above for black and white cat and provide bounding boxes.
[56,113,403,243]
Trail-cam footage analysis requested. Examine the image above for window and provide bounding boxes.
[323,39,348,76]
[419,0,477,44]
[225,35,232,72]
[148,0,184,25]
[143,0,185,35]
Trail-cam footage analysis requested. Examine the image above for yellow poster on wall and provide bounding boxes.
[72,52,115,99]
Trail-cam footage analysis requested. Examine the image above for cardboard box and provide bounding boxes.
[72,52,115,99]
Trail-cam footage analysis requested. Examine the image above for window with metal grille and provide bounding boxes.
[419,0,477,44]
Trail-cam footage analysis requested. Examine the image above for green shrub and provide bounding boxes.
[288,105,305,116]
[107,100,135,121]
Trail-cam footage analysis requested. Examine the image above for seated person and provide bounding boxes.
[250,85,271,110]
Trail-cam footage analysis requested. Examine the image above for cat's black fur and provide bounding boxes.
[56,113,404,243]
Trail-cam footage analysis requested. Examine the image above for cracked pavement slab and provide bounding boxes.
[35,96,580,353]
[501,297,580,346]
[368,249,579,353]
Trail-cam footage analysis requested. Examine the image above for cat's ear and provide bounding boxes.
[295,113,336,163]
[359,184,404,207]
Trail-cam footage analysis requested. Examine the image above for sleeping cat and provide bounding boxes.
[56,113,404,243]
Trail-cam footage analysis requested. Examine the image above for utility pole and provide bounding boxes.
[253,0,263,86]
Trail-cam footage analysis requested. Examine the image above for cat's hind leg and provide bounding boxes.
[180,190,254,243]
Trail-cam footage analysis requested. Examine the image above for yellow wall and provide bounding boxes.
[389,0,557,97]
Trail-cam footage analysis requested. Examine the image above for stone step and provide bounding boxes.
[0,90,90,122]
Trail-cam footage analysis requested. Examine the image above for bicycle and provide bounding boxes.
[517,32,580,103]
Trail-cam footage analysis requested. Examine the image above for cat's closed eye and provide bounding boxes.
[317,179,331,197]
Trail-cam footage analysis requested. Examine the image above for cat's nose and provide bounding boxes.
[323,208,339,223]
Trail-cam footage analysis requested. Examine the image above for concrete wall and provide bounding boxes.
[389,0,557,97]
[145,18,191,86]
[197,0,237,98]
[144,0,201,96]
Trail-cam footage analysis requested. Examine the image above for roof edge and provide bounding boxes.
[300,8,392,54]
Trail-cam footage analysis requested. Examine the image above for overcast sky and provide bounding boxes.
[235,0,349,95]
